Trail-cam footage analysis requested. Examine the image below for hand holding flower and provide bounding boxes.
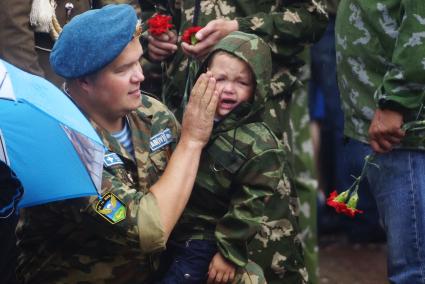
[147,14,177,61]
[181,19,238,59]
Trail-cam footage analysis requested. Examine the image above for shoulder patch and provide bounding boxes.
[150,128,173,152]
[104,152,124,167]
[95,192,126,224]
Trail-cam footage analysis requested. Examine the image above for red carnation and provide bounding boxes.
[343,206,364,218]
[181,26,203,45]
[147,14,173,36]
[327,190,363,218]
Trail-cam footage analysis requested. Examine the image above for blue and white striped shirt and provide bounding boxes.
[112,120,134,158]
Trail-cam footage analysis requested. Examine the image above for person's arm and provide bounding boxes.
[369,1,425,153]
[235,0,328,54]
[149,72,218,239]
[0,0,44,76]
[182,0,328,59]
[84,73,217,253]
[214,149,283,267]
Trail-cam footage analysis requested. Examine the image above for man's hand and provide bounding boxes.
[181,19,238,59]
[147,30,178,61]
[207,252,236,284]
[180,72,219,148]
[369,108,405,153]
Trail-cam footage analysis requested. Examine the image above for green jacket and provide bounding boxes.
[17,95,179,283]
[161,0,328,108]
[336,0,425,149]
[171,32,306,283]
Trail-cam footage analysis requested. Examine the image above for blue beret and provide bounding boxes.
[50,4,138,79]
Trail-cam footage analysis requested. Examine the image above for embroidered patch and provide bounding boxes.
[150,128,173,152]
[103,152,123,167]
[95,192,126,224]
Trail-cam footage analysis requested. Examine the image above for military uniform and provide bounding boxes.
[290,53,319,284]
[0,0,140,87]
[157,0,327,142]
[168,32,306,284]
[336,0,425,148]
[16,95,181,283]
[336,1,425,282]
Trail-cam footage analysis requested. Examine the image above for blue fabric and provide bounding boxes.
[308,15,345,198]
[0,59,104,208]
[367,149,425,283]
[50,4,137,78]
[308,15,343,131]
[158,240,218,284]
[308,86,325,120]
[3,60,102,144]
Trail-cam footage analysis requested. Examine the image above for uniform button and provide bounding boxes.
[184,273,191,279]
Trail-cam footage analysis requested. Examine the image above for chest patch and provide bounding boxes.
[103,152,124,167]
[150,128,173,152]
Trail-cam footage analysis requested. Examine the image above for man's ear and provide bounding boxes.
[76,76,93,94]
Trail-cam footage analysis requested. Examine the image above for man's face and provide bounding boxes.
[208,52,254,119]
[84,38,144,121]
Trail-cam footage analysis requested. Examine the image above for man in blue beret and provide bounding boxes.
[16,4,219,283]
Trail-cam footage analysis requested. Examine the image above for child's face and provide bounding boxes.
[208,52,254,119]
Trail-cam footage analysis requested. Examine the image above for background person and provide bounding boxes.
[336,1,425,283]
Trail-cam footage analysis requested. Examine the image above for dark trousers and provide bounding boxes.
[0,161,23,284]
[156,239,218,284]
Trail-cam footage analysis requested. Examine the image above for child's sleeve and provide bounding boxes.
[214,149,284,267]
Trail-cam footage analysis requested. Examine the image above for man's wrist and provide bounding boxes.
[378,99,407,116]
[177,135,205,152]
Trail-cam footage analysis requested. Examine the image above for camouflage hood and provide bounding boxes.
[197,31,272,133]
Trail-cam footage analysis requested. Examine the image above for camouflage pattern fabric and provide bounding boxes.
[336,0,425,149]
[291,54,319,284]
[232,261,267,284]
[16,95,180,283]
[325,0,340,15]
[157,0,328,141]
[171,32,306,283]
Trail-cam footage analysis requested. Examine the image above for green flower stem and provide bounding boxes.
[182,57,199,110]
[161,62,167,104]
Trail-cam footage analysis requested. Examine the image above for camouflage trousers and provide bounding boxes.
[247,192,308,284]
[233,261,267,284]
[291,68,319,284]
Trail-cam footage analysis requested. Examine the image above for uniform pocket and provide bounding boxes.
[149,149,169,172]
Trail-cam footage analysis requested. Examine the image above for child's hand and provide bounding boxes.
[207,252,236,283]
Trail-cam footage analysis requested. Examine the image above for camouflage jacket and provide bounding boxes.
[325,0,340,15]
[16,95,180,284]
[336,0,425,149]
[159,0,328,113]
[171,33,305,281]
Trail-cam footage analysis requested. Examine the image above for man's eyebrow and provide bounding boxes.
[115,60,137,70]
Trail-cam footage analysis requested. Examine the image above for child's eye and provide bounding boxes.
[216,77,225,82]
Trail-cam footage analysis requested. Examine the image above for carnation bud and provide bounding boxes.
[335,190,350,203]
[347,192,360,209]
